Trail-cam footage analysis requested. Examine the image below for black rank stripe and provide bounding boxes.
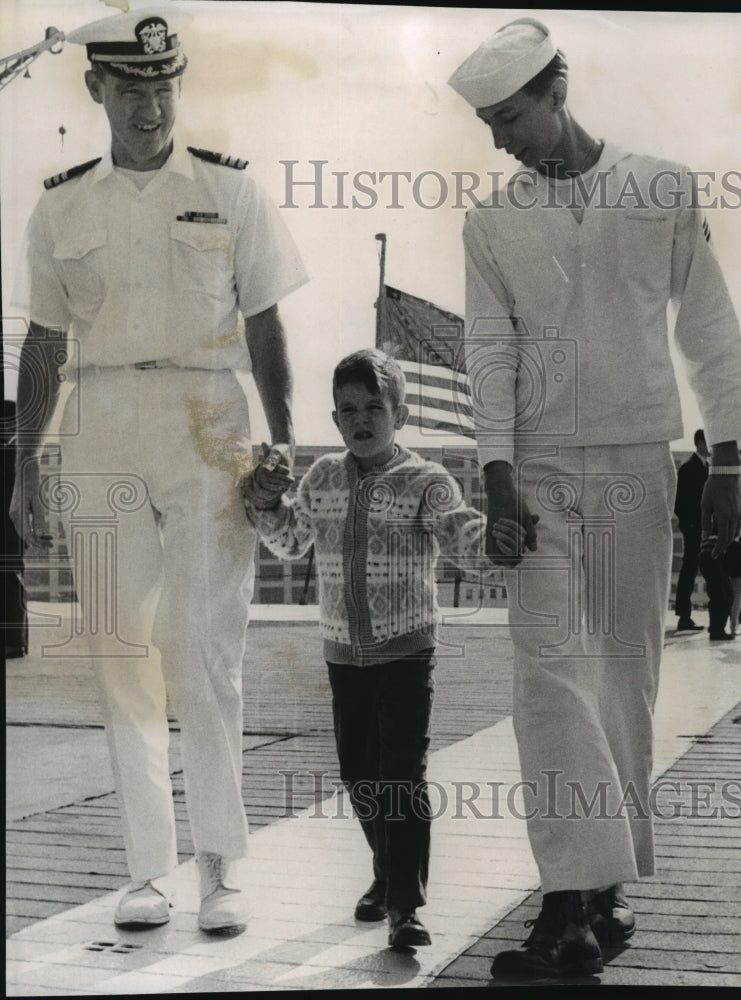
[175,212,228,226]
[44,157,102,190]
[187,146,248,170]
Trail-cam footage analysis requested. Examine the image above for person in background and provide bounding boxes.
[723,535,741,637]
[673,429,709,632]
[3,402,28,659]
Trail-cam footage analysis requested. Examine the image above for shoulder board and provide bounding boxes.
[187,146,248,170]
[44,157,102,190]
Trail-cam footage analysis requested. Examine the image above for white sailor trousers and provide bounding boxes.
[58,367,256,883]
[503,443,676,893]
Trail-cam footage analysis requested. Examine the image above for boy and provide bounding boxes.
[242,349,520,949]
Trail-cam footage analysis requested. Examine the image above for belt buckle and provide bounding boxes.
[134,360,159,370]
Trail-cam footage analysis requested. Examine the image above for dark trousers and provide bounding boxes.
[3,572,28,656]
[699,548,733,636]
[3,424,28,658]
[327,653,435,911]
[674,526,701,620]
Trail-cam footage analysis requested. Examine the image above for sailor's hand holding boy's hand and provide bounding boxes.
[489,515,539,562]
[241,443,294,509]
[483,461,539,566]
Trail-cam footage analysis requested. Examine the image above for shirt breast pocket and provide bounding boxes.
[52,229,107,304]
[170,221,233,299]
[618,210,674,292]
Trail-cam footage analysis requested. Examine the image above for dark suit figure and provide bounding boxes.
[3,402,28,658]
[673,430,709,631]
[699,523,735,640]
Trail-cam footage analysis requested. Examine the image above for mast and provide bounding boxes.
[374,232,387,347]
[0,28,65,92]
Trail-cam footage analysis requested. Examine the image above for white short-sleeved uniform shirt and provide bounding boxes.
[23,141,308,372]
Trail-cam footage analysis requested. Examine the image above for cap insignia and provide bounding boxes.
[136,17,168,55]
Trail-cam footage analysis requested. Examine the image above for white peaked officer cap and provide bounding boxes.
[66,6,188,80]
[448,17,556,109]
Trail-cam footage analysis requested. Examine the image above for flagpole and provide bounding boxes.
[374,232,386,347]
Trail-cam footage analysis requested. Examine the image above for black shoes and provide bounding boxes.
[356,879,431,948]
[354,879,388,921]
[676,618,703,632]
[491,890,603,980]
[588,883,636,947]
[388,908,432,949]
[677,618,736,639]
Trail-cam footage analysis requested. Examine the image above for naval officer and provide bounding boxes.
[11,6,308,933]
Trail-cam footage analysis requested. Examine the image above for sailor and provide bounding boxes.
[448,16,741,980]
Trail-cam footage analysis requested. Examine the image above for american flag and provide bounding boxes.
[376,285,475,439]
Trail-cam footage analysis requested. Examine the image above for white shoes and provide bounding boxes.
[114,880,171,927]
[113,857,246,932]
[197,851,248,933]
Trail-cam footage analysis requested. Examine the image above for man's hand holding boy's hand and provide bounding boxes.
[489,515,538,562]
[484,461,539,566]
[241,442,294,509]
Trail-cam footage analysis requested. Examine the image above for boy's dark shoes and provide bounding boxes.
[588,883,636,946]
[354,879,388,921]
[490,890,603,980]
[388,908,431,949]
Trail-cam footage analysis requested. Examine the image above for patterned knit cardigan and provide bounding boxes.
[245,446,490,666]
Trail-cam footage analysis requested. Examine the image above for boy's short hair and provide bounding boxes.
[333,349,406,408]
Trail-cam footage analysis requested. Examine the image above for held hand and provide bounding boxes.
[489,515,540,561]
[259,441,294,475]
[9,456,55,551]
[484,463,539,566]
[701,474,741,559]
[241,442,294,510]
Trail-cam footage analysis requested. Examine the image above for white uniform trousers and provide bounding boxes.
[58,367,256,883]
[503,442,676,893]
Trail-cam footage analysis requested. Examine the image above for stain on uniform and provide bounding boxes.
[183,394,254,482]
